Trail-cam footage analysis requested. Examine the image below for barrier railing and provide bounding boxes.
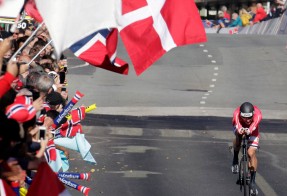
[203,11,287,35]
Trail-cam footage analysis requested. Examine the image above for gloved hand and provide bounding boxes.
[238,127,245,135]
[244,128,251,135]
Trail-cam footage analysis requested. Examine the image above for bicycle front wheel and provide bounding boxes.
[241,158,248,196]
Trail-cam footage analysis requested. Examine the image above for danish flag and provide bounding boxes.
[118,0,207,75]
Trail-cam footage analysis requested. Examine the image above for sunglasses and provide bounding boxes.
[242,116,252,120]
[48,72,58,79]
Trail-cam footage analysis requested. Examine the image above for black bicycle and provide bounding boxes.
[238,133,251,196]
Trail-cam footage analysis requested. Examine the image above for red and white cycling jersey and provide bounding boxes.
[232,105,262,136]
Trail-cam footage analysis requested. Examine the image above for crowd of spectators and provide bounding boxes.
[0,18,84,193]
[205,1,286,30]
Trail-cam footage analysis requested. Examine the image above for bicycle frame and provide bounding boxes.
[238,134,251,196]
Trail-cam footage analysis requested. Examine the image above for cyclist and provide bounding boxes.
[231,102,262,195]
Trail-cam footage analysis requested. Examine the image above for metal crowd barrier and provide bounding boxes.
[204,11,287,35]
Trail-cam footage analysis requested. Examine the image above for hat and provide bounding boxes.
[5,103,36,123]
[5,95,36,123]
[46,91,64,106]
[14,95,33,105]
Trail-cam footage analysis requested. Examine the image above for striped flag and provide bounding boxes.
[35,0,206,75]
[44,139,57,162]
[70,28,129,75]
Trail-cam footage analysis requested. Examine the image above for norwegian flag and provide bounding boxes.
[60,106,86,137]
[118,0,207,75]
[45,139,57,162]
[70,29,129,75]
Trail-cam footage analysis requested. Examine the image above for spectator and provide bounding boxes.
[216,11,230,28]
[0,19,73,194]
[228,13,243,27]
[221,5,231,20]
[251,3,267,24]
[35,74,55,97]
[205,11,230,30]
[239,8,253,26]
[274,0,286,17]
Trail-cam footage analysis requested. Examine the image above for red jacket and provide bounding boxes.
[232,105,262,135]
[253,7,267,23]
[0,72,17,98]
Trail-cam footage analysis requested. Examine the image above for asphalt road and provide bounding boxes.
[63,34,287,196]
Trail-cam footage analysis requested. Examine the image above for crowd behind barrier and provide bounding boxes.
[203,1,287,35]
[0,17,95,195]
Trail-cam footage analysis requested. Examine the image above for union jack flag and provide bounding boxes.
[70,28,129,75]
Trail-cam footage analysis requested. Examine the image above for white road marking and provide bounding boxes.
[69,63,90,69]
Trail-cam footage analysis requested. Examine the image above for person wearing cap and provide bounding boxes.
[231,102,262,195]
[36,90,65,127]
[5,93,44,123]
[45,91,65,112]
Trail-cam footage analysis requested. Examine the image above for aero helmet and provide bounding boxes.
[240,102,254,118]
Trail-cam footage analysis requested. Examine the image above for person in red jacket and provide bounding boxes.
[231,102,262,195]
[0,38,18,98]
[251,3,267,24]
[220,5,231,20]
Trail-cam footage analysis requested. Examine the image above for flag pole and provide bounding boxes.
[27,39,53,66]
[9,21,44,63]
